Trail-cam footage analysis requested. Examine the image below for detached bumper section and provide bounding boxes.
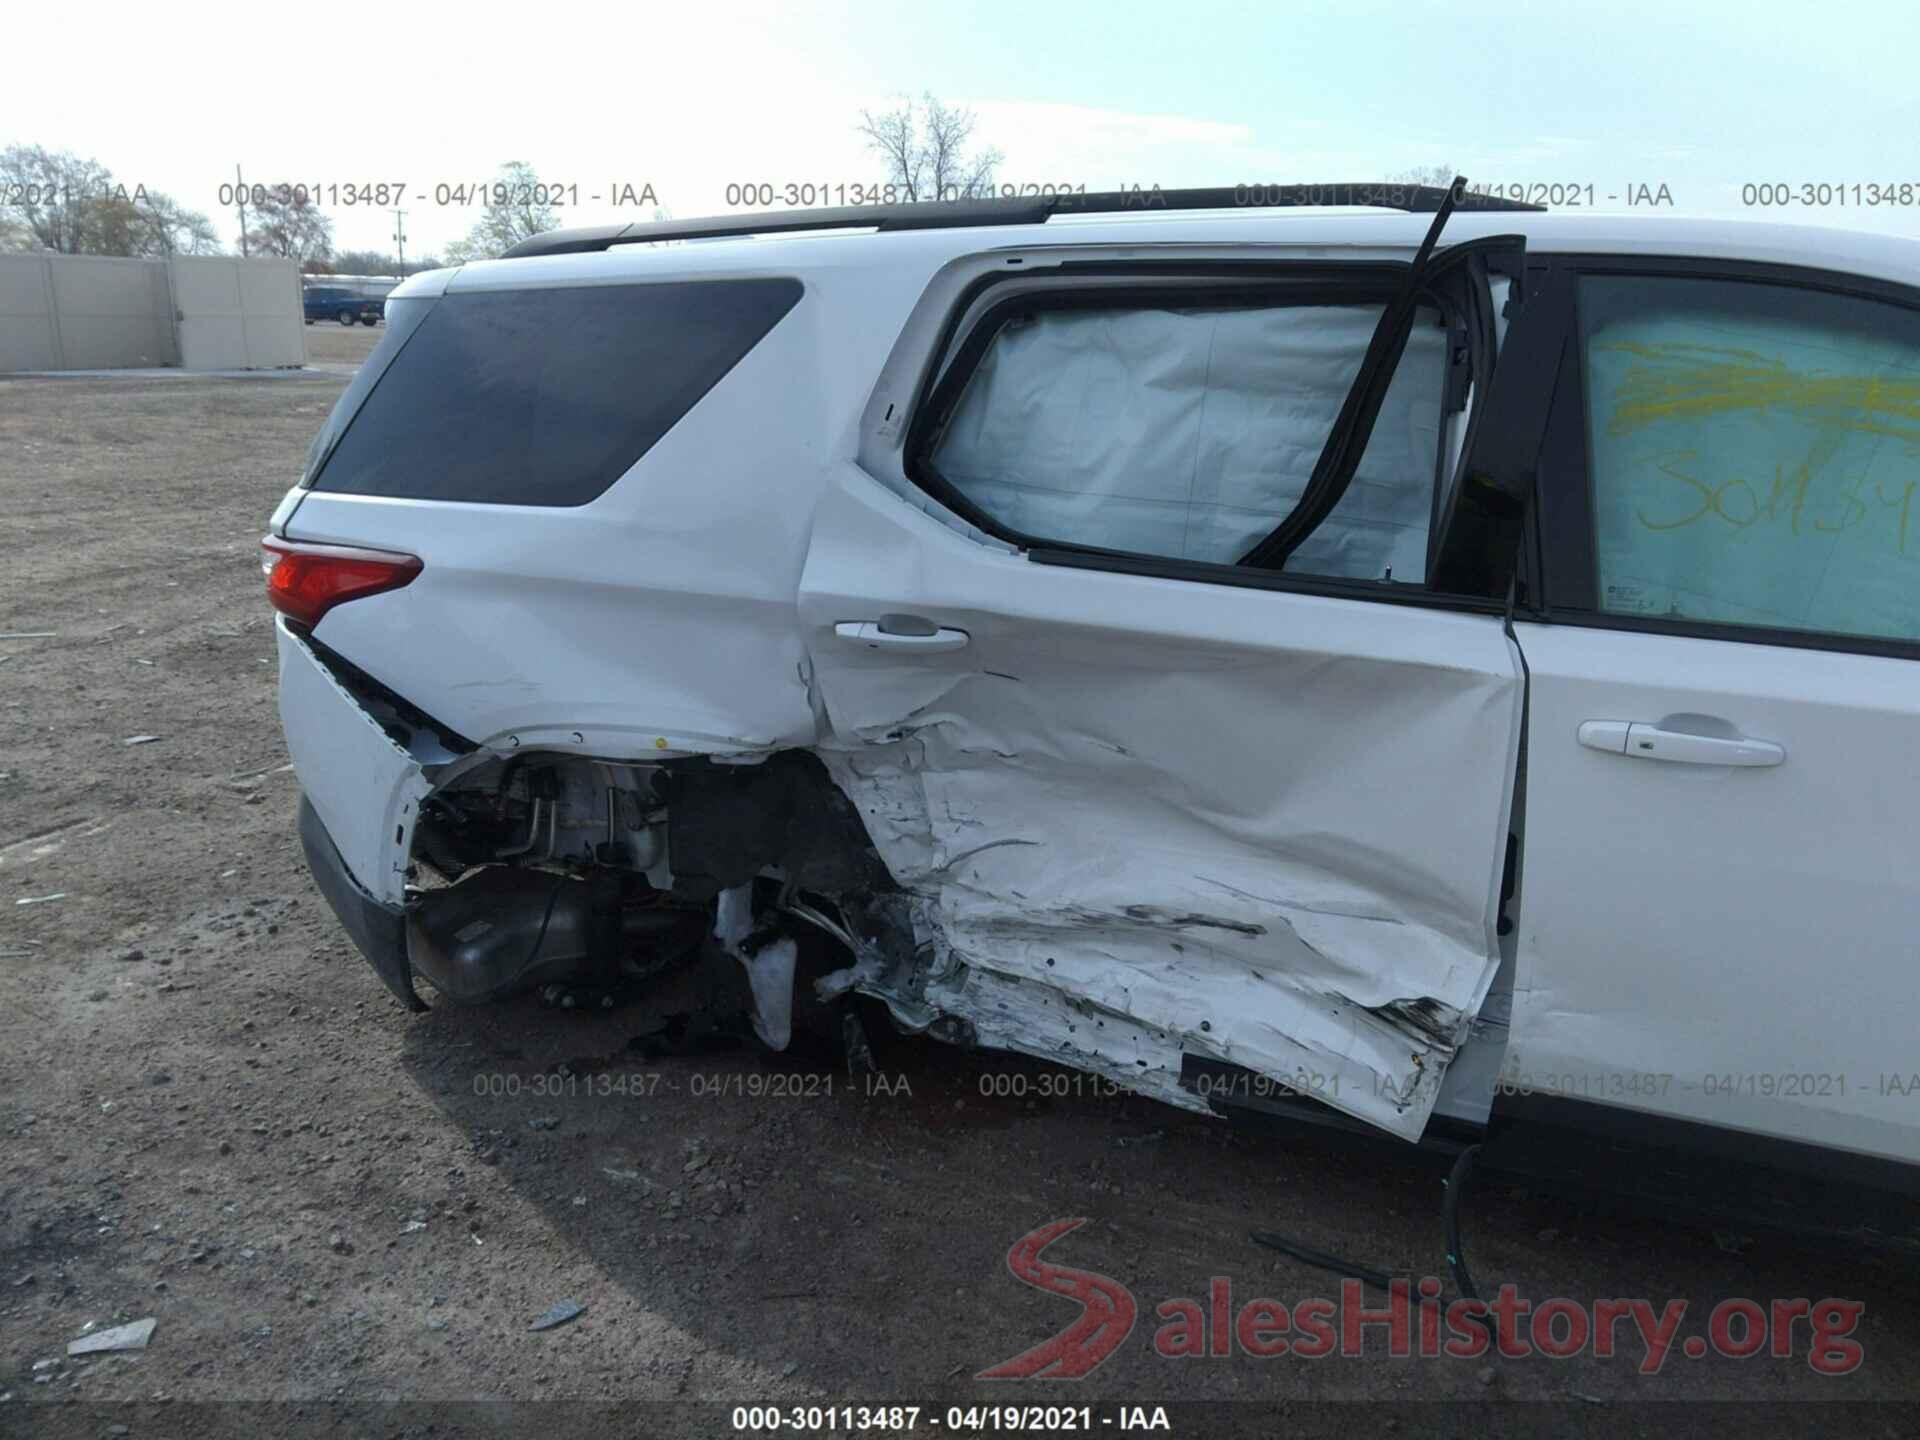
[278,620,439,1008]
[297,795,425,1010]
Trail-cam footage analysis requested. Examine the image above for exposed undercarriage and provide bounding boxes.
[397,731,1514,1149]
[289,620,1517,1144]
[406,749,928,1058]
[407,734,1375,1131]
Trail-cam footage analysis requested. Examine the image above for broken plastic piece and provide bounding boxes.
[529,1300,586,1332]
[736,937,798,1051]
[67,1318,156,1355]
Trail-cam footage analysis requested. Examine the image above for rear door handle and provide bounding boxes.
[1577,720,1785,767]
[834,620,970,654]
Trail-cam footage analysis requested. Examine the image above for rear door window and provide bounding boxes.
[1578,274,1920,642]
[921,297,1454,583]
[307,278,802,506]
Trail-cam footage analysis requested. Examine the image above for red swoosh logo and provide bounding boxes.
[977,1217,1137,1379]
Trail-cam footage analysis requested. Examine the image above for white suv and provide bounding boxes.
[266,185,1920,1212]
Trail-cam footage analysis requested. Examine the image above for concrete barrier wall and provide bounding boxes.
[0,256,61,370]
[0,253,305,372]
[50,256,178,368]
[172,256,307,370]
[0,254,176,370]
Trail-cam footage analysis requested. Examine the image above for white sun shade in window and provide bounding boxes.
[931,302,1449,579]
[1581,274,1920,642]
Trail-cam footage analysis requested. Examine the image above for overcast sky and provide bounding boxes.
[10,0,1920,257]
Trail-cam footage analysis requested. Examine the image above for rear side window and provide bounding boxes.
[922,300,1450,581]
[1579,274,1920,643]
[307,278,802,506]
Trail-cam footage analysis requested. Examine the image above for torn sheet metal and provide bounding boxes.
[824,737,1507,1140]
[277,622,431,904]
[802,524,1525,1140]
[715,884,796,1050]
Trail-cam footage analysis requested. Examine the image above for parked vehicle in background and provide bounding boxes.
[264,184,1920,1240]
[302,285,385,326]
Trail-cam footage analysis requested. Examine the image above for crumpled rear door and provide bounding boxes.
[800,240,1529,1141]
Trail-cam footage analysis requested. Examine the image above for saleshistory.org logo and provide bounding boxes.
[977,1219,1141,1378]
[977,1219,1866,1378]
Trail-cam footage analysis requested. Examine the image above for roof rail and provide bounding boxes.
[502,182,1545,259]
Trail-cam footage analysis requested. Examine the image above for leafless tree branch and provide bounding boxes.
[859,93,1000,202]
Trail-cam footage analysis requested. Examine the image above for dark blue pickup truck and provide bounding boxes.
[302,286,385,326]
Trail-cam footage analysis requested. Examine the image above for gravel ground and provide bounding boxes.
[1,356,1917,1438]
[300,321,384,367]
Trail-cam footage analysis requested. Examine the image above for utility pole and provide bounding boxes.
[390,208,408,275]
[235,163,250,257]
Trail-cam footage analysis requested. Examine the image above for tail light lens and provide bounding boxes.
[261,537,422,628]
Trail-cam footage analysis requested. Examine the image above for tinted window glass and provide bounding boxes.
[302,294,436,481]
[309,278,802,506]
[1580,275,1920,642]
[926,301,1449,579]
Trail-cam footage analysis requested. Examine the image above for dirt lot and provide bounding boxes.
[301,321,383,368]
[2,355,1917,1438]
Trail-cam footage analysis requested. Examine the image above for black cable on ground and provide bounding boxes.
[1444,1142,1483,1303]
[1246,1230,1400,1291]
[1250,1142,1499,1337]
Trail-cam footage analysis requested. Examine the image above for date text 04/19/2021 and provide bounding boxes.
[730,1405,1173,1432]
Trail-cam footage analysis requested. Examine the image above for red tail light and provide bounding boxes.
[261,537,423,628]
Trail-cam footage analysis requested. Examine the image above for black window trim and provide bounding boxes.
[1026,543,1511,615]
[901,261,1510,612]
[1427,257,1568,603]
[1532,253,1920,663]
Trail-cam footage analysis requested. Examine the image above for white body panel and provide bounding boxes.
[272,207,1920,1163]
[287,259,934,758]
[798,464,1524,1139]
[1511,622,1920,1162]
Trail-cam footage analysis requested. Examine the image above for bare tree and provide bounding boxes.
[0,146,221,256]
[0,144,114,252]
[858,93,1003,202]
[443,162,560,261]
[80,193,148,257]
[1389,164,1461,191]
[251,190,335,262]
[137,191,221,255]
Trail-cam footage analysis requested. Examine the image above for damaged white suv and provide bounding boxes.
[267,184,1920,1218]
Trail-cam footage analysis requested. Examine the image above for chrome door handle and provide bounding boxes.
[833,620,970,654]
[1577,720,1785,767]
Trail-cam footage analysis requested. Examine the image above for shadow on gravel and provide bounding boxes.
[384,986,1920,1421]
